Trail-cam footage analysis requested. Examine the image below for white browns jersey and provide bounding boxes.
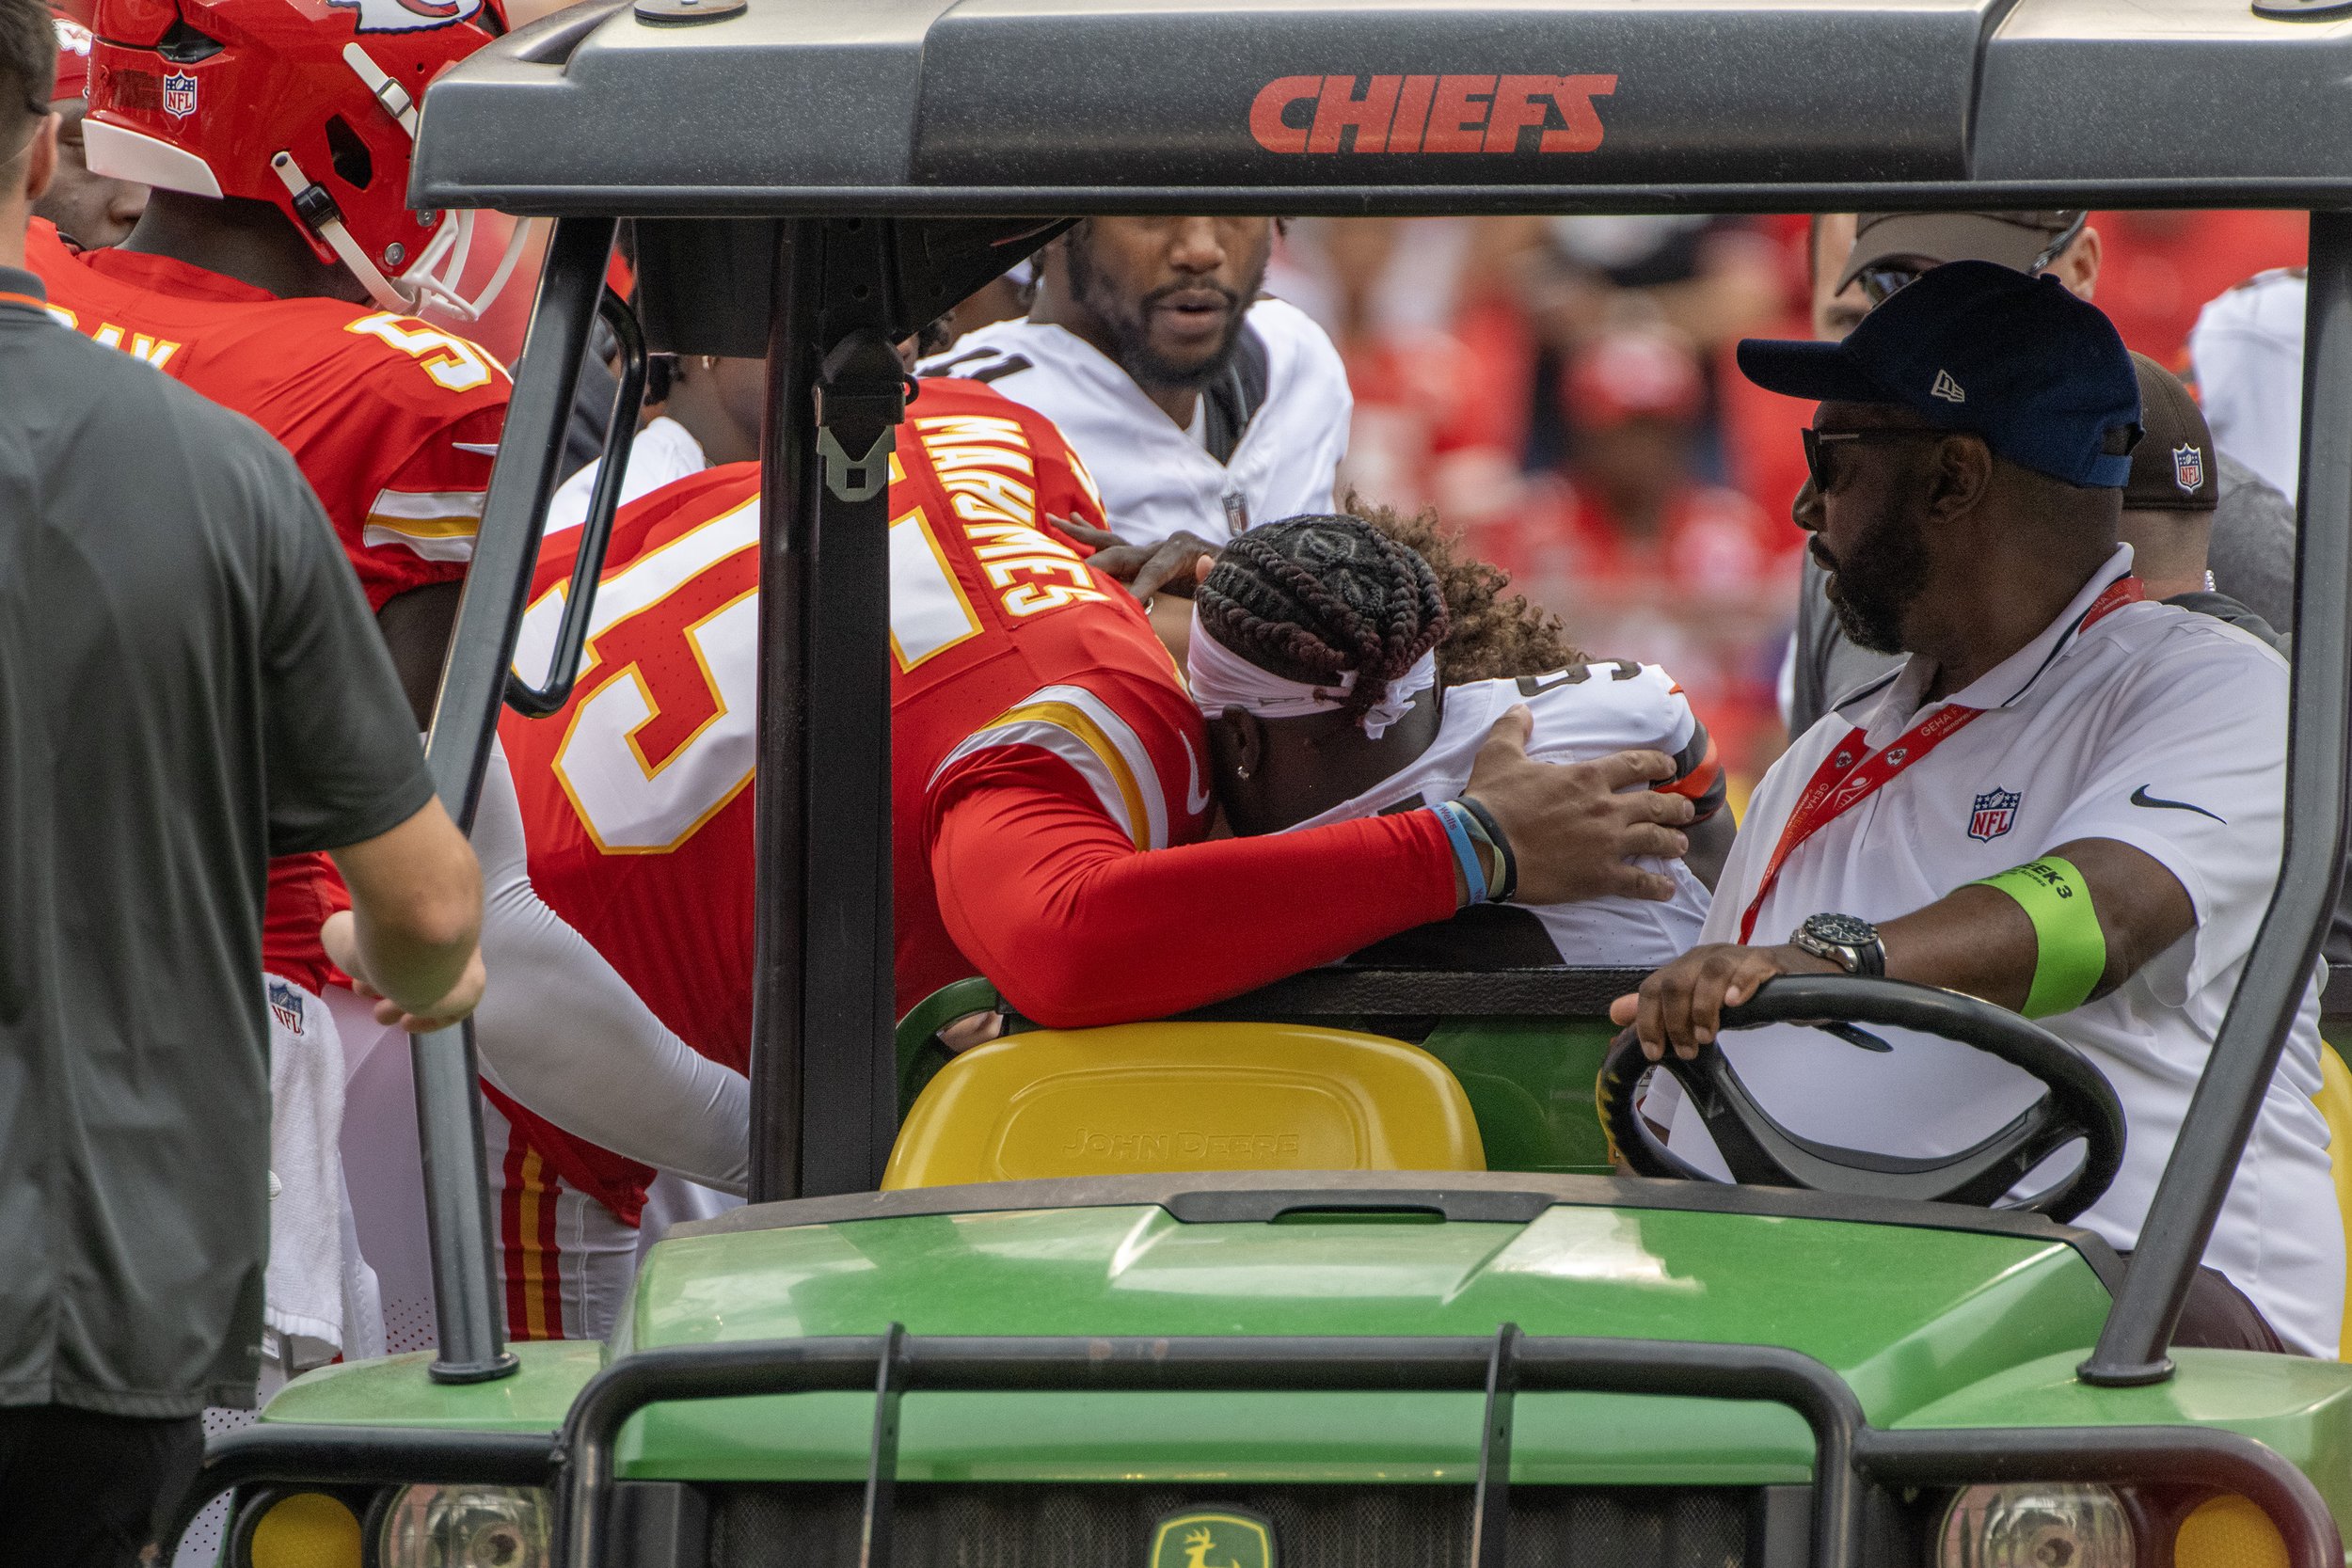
[2188,267,2307,503]
[1672,546,2340,1355]
[1287,663,1719,967]
[543,414,710,540]
[920,297,1352,547]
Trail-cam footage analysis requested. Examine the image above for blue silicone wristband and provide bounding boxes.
[1435,800,1488,905]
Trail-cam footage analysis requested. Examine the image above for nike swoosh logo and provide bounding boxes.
[2130,785,2225,823]
[1184,737,1212,816]
[453,441,501,456]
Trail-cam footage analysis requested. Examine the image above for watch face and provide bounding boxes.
[1804,913,1876,947]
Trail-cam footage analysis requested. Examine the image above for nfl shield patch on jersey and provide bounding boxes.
[1967,787,2021,842]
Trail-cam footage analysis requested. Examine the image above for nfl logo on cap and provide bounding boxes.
[162,71,198,119]
[1968,787,2021,843]
[2173,443,2205,494]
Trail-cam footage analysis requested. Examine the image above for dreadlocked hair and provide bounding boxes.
[1196,515,1450,722]
[1346,496,1584,684]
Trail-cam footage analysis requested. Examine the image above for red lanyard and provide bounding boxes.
[1737,574,2144,942]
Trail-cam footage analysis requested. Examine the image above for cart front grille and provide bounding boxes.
[709,1481,1756,1568]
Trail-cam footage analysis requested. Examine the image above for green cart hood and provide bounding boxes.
[615,1174,2124,1484]
[255,1175,2352,1499]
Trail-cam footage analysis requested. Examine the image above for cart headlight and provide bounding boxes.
[375,1483,550,1568]
[1938,1482,2132,1568]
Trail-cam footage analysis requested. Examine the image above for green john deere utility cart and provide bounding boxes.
[170,2,2352,1565]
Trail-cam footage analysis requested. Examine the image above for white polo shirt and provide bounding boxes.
[1668,545,2342,1355]
[920,298,1352,547]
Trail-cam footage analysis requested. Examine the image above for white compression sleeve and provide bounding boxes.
[469,736,751,1194]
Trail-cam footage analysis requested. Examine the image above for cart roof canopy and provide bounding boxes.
[414,0,2352,217]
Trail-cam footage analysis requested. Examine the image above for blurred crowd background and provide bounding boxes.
[1270,210,2309,800]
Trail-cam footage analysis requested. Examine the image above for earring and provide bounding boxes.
[1234,762,1250,780]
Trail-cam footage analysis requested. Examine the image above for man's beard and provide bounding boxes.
[1065,237,1262,391]
[1819,507,1931,655]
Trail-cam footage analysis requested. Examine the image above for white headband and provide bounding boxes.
[1186,607,1438,741]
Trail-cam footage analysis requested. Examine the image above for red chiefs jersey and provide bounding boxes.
[26,218,512,988]
[498,376,1205,1215]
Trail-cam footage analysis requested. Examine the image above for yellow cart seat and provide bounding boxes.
[882,1021,1486,1190]
[2316,1042,2352,1360]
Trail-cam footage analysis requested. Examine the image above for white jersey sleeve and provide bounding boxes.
[1289,667,1715,968]
[468,737,750,1194]
[1516,660,1726,820]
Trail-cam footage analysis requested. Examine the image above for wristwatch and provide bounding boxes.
[1789,912,1886,977]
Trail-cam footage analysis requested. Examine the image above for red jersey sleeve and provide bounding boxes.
[924,667,1456,1026]
[348,399,505,609]
[930,752,1457,1027]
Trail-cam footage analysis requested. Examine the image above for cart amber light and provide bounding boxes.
[2174,1494,2289,1568]
[244,1490,361,1568]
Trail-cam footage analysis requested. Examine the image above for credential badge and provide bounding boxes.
[1968,787,2021,843]
[1150,1510,1275,1568]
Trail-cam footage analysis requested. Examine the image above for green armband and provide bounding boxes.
[1969,857,2106,1019]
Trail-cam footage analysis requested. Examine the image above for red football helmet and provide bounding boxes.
[80,0,522,319]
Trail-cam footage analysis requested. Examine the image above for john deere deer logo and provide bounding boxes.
[1149,1510,1275,1568]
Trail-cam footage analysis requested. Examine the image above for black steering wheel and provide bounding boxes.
[1597,974,2125,1221]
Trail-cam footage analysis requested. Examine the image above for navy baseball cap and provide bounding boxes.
[1738,260,2142,489]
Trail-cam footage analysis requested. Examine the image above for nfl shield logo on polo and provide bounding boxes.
[1968,787,2021,843]
[2173,443,2205,493]
[162,71,197,119]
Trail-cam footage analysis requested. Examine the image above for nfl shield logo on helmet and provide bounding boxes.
[1968,787,2021,843]
[2172,443,2205,494]
[161,71,197,119]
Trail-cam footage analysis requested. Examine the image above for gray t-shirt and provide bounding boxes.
[0,270,436,1416]
[1786,452,2300,734]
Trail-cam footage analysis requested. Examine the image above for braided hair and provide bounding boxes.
[1196,515,1450,723]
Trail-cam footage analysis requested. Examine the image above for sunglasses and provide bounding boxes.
[1802,427,1948,492]
[1854,213,2092,306]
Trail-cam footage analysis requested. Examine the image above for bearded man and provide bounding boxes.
[921,217,1351,555]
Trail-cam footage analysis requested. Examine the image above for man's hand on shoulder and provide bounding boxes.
[1055,517,1223,600]
[1609,942,1843,1061]
[1460,707,1696,906]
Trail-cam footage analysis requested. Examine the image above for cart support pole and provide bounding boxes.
[2081,210,2352,1385]
[750,218,902,1200]
[414,216,615,1382]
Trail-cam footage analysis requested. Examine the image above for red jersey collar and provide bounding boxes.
[82,245,281,305]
